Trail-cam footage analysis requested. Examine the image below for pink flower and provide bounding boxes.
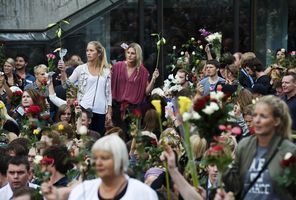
[231,127,242,135]
[46,53,56,59]
[219,125,227,131]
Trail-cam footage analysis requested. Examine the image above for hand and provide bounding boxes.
[196,82,204,94]
[214,188,235,200]
[152,68,160,81]
[205,44,211,53]
[233,104,241,117]
[58,60,66,72]
[160,146,177,170]
[41,182,59,200]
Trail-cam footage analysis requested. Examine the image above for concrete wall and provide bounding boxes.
[0,0,96,30]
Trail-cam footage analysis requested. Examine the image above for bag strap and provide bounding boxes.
[92,75,100,110]
[240,138,284,200]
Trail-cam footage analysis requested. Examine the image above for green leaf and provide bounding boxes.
[62,20,70,24]
[56,28,62,38]
[151,33,159,37]
[47,23,56,28]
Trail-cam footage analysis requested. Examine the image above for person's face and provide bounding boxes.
[276,51,285,60]
[245,66,254,76]
[233,53,241,68]
[15,57,27,70]
[36,68,48,83]
[244,114,253,128]
[21,91,33,108]
[207,164,218,185]
[275,86,283,97]
[81,112,91,127]
[282,75,296,95]
[86,44,99,62]
[176,71,186,85]
[7,164,30,191]
[4,62,14,74]
[253,103,279,136]
[206,64,218,77]
[71,55,80,62]
[60,107,71,122]
[93,150,115,179]
[126,47,137,64]
[28,148,36,166]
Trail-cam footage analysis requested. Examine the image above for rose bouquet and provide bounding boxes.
[203,31,222,60]
[10,90,23,108]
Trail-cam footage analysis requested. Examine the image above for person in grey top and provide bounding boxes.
[197,60,225,96]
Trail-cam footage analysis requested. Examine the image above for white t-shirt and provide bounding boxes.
[0,182,38,200]
[69,64,111,114]
[68,176,158,200]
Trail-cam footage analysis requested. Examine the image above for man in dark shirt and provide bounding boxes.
[282,72,296,130]
[15,54,35,89]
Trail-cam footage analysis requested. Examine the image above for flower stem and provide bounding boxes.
[183,122,199,187]
[164,162,171,200]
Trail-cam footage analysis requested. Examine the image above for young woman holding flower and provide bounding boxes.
[60,41,111,134]
[111,43,159,131]
[223,95,296,200]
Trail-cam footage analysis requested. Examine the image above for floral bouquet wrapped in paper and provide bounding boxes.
[204,32,222,60]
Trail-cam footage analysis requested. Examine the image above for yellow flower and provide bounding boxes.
[58,124,64,131]
[33,129,40,135]
[178,96,192,114]
[151,100,162,115]
[0,102,4,109]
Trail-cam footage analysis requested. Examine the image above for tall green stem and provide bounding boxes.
[164,162,171,200]
[183,122,199,187]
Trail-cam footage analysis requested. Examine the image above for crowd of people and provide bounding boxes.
[0,39,296,200]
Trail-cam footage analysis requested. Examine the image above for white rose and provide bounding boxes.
[192,111,201,120]
[210,91,224,100]
[173,46,176,50]
[284,152,293,160]
[168,74,174,80]
[202,102,219,115]
[199,45,203,50]
[78,126,88,135]
[191,37,195,41]
[34,155,43,164]
[192,51,196,55]
[281,48,285,53]
[182,112,191,121]
[180,51,184,55]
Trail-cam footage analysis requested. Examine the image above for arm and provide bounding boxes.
[145,68,159,95]
[0,75,13,98]
[105,74,112,123]
[161,147,204,200]
[205,44,213,60]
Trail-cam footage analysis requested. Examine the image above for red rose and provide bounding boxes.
[41,80,47,86]
[25,105,41,114]
[40,156,55,165]
[151,138,157,146]
[249,127,255,135]
[193,95,210,112]
[211,145,224,152]
[13,91,23,96]
[281,159,290,167]
[132,109,142,118]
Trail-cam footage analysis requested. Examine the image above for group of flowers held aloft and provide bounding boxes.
[0,28,296,200]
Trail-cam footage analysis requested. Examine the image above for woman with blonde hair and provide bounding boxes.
[0,100,20,135]
[111,43,159,131]
[223,95,296,199]
[60,41,112,134]
[3,58,20,87]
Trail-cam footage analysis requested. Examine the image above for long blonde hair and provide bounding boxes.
[126,43,143,69]
[256,95,292,140]
[0,101,15,126]
[88,41,110,74]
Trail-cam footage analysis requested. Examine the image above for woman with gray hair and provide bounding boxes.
[68,134,158,200]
